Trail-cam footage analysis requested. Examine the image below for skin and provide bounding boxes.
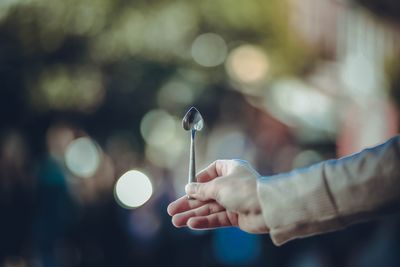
[167,159,269,234]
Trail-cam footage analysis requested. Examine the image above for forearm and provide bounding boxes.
[258,136,400,246]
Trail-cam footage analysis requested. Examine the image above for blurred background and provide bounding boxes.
[0,0,400,266]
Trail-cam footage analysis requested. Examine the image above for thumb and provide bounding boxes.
[185,181,218,202]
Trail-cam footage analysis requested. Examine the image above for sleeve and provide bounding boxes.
[257,136,400,246]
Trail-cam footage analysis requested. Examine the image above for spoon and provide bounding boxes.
[182,107,204,196]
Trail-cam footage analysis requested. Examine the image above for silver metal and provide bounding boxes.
[189,129,196,184]
[182,107,204,132]
[182,107,204,199]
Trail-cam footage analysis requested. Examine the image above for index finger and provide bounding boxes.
[196,160,230,182]
[167,195,210,216]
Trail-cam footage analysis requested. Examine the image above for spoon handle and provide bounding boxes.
[189,130,196,183]
[188,130,196,199]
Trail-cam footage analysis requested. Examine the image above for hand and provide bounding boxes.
[167,159,269,234]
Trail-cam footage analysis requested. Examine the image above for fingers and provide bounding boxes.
[168,160,230,216]
[187,211,234,229]
[168,159,256,230]
[171,202,225,227]
[167,195,209,216]
[185,180,220,202]
[196,160,231,182]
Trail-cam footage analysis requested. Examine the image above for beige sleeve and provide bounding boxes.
[257,136,400,246]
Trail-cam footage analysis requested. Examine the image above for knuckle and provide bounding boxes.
[210,178,222,196]
[208,203,219,214]
[228,160,246,174]
[215,159,230,175]
[196,185,205,198]
[214,159,223,170]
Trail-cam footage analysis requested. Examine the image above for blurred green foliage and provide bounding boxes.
[0,0,311,152]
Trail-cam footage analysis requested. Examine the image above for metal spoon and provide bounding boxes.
[182,107,204,195]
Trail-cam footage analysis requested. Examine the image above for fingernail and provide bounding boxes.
[167,204,173,216]
[185,183,197,195]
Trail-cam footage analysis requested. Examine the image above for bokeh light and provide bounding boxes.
[140,109,188,168]
[46,124,75,158]
[265,78,335,135]
[340,52,380,98]
[145,137,186,168]
[225,44,269,85]
[206,126,256,162]
[157,79,195,109]
[191,33,228,67]
[64,137,101,178]
[140,109,177,147]
[144,113,187,168]
[114,170,153,209]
